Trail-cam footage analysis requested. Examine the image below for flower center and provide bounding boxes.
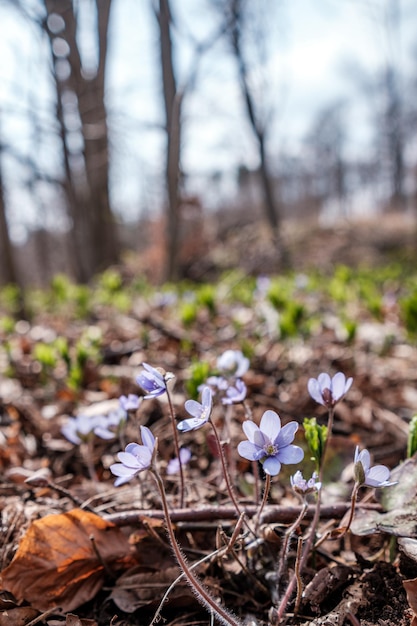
[264,443,278,456]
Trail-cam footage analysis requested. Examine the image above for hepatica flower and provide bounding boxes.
[167,447,192,475]
[238,410,304,476]
[177,386,213,432]
[119,394,141,411]
[353,447,395,488]
[62,414,115,445]
[291,470,321,495]
[217,349,249,379]
[136,363,170,399]
[308,372,353,408]
[110,426,156,486]
[222,379,247,405]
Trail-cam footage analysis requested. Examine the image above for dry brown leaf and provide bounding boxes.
[403,577,417,626]
[110,564,194,613]
[0,607,39,626]
[0,509,135,613]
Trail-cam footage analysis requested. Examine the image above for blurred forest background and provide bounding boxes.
[0,0,416,289]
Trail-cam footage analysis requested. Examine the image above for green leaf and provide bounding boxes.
[303,417,328,471]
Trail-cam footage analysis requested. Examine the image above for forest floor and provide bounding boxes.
[1,212,417,626]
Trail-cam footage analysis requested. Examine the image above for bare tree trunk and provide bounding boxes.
[0,165,17,286]
[229,0,289,266]
[156,0,182,282]
[44,0,119,280]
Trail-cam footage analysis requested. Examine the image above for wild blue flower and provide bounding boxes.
[353,447,395,488]
[217,350,249,379]
[119,394,141,411]
[110,425,156,486]
[201,375,229,392]
[94,407,127,439]
[62,414,113,445]
[177,386,213,432]
[136,363,169,399]
[308,372,353,408]
[167,447,192,475]
[291,470,321,495]
[222,379,247,405]
[238,410,304,476]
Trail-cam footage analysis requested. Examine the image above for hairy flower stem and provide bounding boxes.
[166,387,185,508]
[276,499,309,584]
[152,468,243,626]
[209,419,244,519]
[276,490,322,620]
[84,440,98,482]
[254,474,271,531]
[340,483,359,536]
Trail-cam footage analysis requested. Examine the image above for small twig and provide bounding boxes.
[26,608,60,626]
[293,536,304,616]
[90,534,114,578]
[103,502,382,527]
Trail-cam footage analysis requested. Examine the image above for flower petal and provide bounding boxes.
[184,399,202,418]
[177,417,205,432]
[237,441,261,461]
[366,465,391,486]
[317,372,331,391]
[277,444,304,465]
[276,421,298,447]
[242,420,259,443]
[263,456,281,476]
[260,410,281,441]
[140,426,155,451]
[307,378,324,405]
[201,386,213,410]
[358,449,371,473]
[332,372,347,400]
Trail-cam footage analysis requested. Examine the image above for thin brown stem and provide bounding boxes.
[277,499,309,583]
[254,473,271,531]
[209,419,243,519]
[152,468,243,626]
[166,386,185,508]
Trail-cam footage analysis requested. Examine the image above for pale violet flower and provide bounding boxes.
[119,394,141,411]
[238,410,304,476]
[291,470,321,495]
[94,407,127,439]
[308,372,353,408]
[110,426,156,486]
[177,386,213,432]
[222,379,247,405]
[167,447,192,475]
[201,375,229,392]
[217,350,249,379]
[62,414,114,445]
[353,447,395,488]
[136,363,170,399]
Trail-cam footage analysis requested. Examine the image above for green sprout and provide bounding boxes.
[303,417,328,471]
[407,415,417,458]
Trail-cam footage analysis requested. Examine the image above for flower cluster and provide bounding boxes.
[62,408,126,445]
[202,349,249,406]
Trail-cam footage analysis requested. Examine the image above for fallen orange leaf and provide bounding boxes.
[0,509,135,613]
